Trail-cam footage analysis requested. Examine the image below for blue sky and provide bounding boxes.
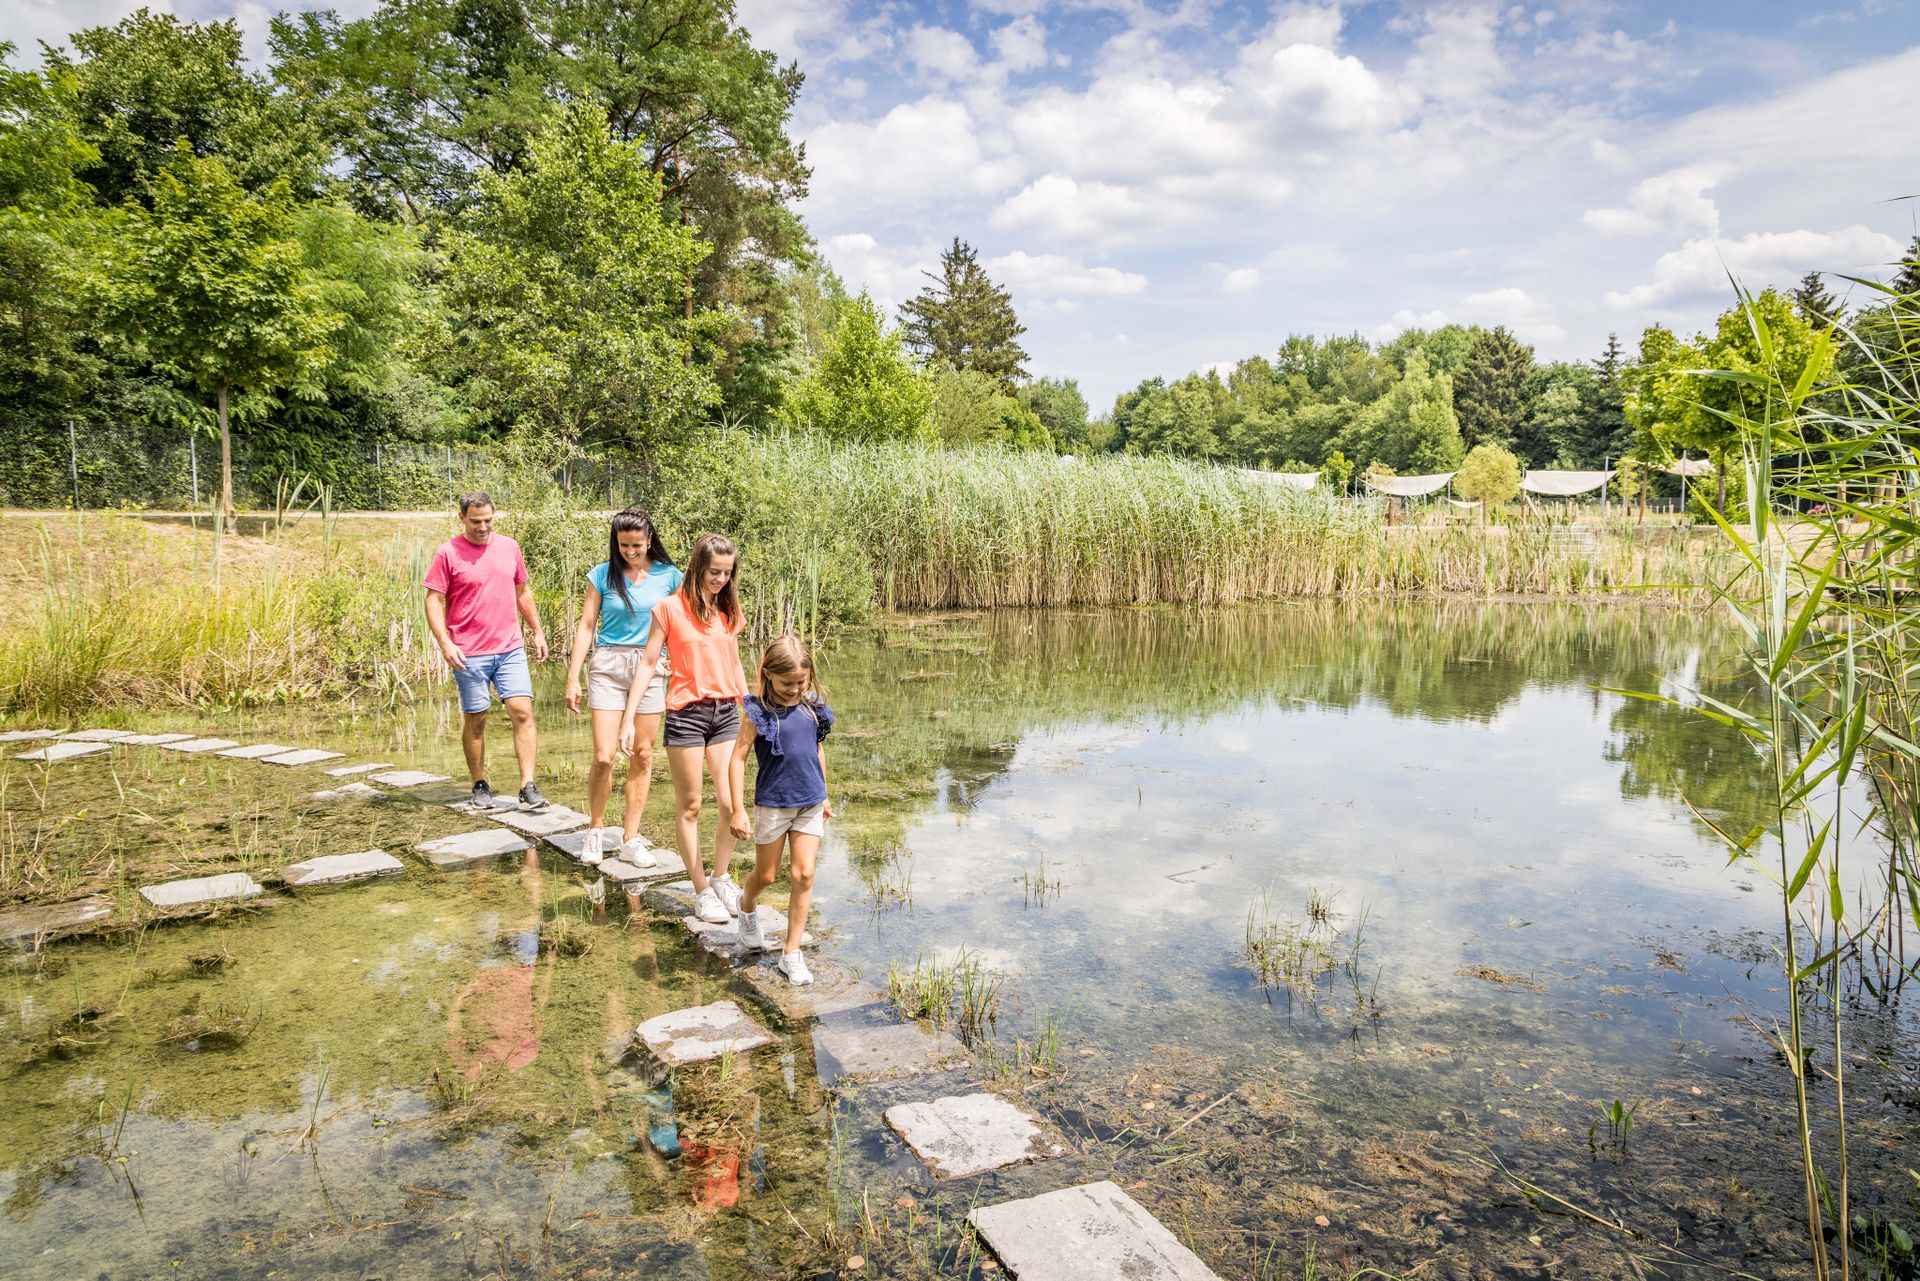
[14,0,1919,407]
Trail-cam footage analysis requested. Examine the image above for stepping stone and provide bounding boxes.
[282,849,404,888]
[0,896,113,942]
[162,737,239,753]
[310,781,387,802]
[217,743,296,760]
[968,1181,1224,1281]
[139,873,265,909]
[116,733,196,746]
[644,879,699,915]
[598,853,689,886]
[12,741,112,762]
[325,762,393,777]
[684,905,814,955]
[414,828,529,868]
[260,748,345,767]
[0,729,60,742]
[485,804,591,836]
[633,999,774,1067]
[736,958,884,1023]
[370,770,450,788]
[813,1015,970,1083]
[886,1093,1067,1180]
[61,728,137,742]
[544,826,635,863]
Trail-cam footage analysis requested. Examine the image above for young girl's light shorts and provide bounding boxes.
[753,802,827,844]
[588,647,671,714]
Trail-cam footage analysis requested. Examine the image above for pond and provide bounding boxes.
[2,600,1914,1280]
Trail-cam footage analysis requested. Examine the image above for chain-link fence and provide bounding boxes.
[0,423,654,512]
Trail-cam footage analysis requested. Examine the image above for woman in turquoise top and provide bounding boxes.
[565,508,684,865]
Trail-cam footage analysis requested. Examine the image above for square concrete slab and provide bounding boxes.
[12,741,112,762]
[217,743,296,760]
[0,896,113,941]
[0,729,59,742]
[736,958,885,1024]
[370,770,451,787]
[282,849,404,888]
[885,1093,1067,1180]
[116,733,196,746]
[161,737,239,753]
[813,1016,970,1083]
[139,873,265,908]
[260,748,345,767]
[544,826,631,861]
[61,728,138,742]
[684,905,814,956]
[486,804,591,836]
[414,828,529,868]
[968,1181,1224,1281]
[325,762,393,777]
[311,781,386,802]
[598,854,689,886]
[633,999,775,1067]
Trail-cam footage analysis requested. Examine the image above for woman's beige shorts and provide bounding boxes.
[588,647,671,714]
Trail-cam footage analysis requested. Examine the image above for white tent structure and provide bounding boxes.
[1365,472,1455,497]
[1667,457,1715,476]
[1243,469,1320,489]
[1520,470,1612,497]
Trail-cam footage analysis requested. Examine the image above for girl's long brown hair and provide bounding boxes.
[681,533,743,629]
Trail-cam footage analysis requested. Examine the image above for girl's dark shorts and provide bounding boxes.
[664,698,741,747]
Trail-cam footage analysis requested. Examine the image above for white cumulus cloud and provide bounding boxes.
[1582,166,1721,237]
[985,251,1149,298]
[1606,226,1905,309]
[1221,267,1262,293]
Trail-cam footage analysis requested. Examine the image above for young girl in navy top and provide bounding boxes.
[727,635,833,986]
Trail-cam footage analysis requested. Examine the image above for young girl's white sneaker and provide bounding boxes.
[579,830,603,866]
[693,887,731,924]
[616,836,655,868]
[776,951,813,986]
[736,907,769,951]
[711,873,743,914]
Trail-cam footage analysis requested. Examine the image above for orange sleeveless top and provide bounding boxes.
[654,591,747,710]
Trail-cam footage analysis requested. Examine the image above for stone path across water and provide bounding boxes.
[116,732,196,746]
[414,828,530,868]
[634,999,775,1067]
[62,728,138,742]
[261,748,344,767]
[0,729,58,742]
[161,737,238,753]
[884,1092,1067,1180]
[325,762,393,777]
[138,873,265,908]
[216,743,296,760]
[311,781,386,802]
[283,850,404,888]
[968,1181,1226,1281]
[369,770,450,788]
[0,896,113,942]
[12,741,112,762]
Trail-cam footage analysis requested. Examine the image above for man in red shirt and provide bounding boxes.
[423,492,551,811]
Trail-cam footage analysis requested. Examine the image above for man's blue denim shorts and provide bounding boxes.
[453,647,533,713]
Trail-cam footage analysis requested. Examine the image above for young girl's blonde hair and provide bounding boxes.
[757,635,823,718]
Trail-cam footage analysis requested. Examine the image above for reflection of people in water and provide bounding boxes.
[446,849,548,1076]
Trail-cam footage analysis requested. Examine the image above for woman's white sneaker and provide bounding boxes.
[776,951,813,986]
[736,907,769,951]
[616,836,655,868]
[693,887,731,924]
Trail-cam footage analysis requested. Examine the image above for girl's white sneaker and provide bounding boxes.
[736,907,769,951]
[579,830,603,866]
[693,887,731,924]
[711,873,743,914]
[615,836,655,867]
[776,951,813,986]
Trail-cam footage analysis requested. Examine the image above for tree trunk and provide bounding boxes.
[218,382,236,535]
[1715,462,1727,517]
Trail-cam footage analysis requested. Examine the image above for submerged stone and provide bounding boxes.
[115,733,196,746]
[414,828,529,867]
[139,873,265,908]
[968,1181,1224,1281]
[735,958,883,1024]
[370,770,451,787]
[216,743,296,760]
[325,762,394,777]
[643,880,698,915]
[61,728,138,742]
[260,748,345,767]
[282,849,404,888]
[310,781,386,802]
[885,1092,1067,1180]
[633,999,774,1067]
[161,737,239,753]
[813,1014,970,1083]
[11,741,112,762]
[0,729,59,742]
[0,896,113,941]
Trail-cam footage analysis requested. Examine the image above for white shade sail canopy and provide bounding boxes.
[1365,472,1456,497]
[1666,457,1715,476]
[1243,469,1320,489]
[1520,470,1612,496]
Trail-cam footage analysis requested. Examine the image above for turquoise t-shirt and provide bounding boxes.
[588,561,683,647]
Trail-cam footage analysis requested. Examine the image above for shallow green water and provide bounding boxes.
[3,600,1915,1280]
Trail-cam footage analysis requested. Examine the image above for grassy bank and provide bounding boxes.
[0,438,1716,714]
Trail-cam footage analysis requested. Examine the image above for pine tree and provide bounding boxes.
[1893,234,1920,298]
[1452,325,1532,451]
[898,238,1028,388]
[1792,271,1840,330]
[1588,331,1633,462]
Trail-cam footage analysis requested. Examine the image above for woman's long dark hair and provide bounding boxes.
[606,508,672,614]
[681,532,743,629]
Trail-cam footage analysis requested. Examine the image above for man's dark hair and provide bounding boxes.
[458,491,495,515]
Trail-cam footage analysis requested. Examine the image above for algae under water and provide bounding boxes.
[2,600,1916,1279]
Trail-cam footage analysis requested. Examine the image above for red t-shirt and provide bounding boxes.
[424,534,529,656]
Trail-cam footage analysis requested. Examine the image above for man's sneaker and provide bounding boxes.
[777,951,814,986]
[616,836,656,868]
[579,829,603,866]
[710,873,743,914]
[469,779,494,810]
[693,887,731,924]
[518,782,550,812]
[736,907,769,951]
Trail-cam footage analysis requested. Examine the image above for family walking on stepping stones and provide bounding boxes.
[423,492,831,986]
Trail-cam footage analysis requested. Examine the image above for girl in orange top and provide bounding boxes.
[624,533,749,924]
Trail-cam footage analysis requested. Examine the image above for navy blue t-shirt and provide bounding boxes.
[743,695,834,808]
